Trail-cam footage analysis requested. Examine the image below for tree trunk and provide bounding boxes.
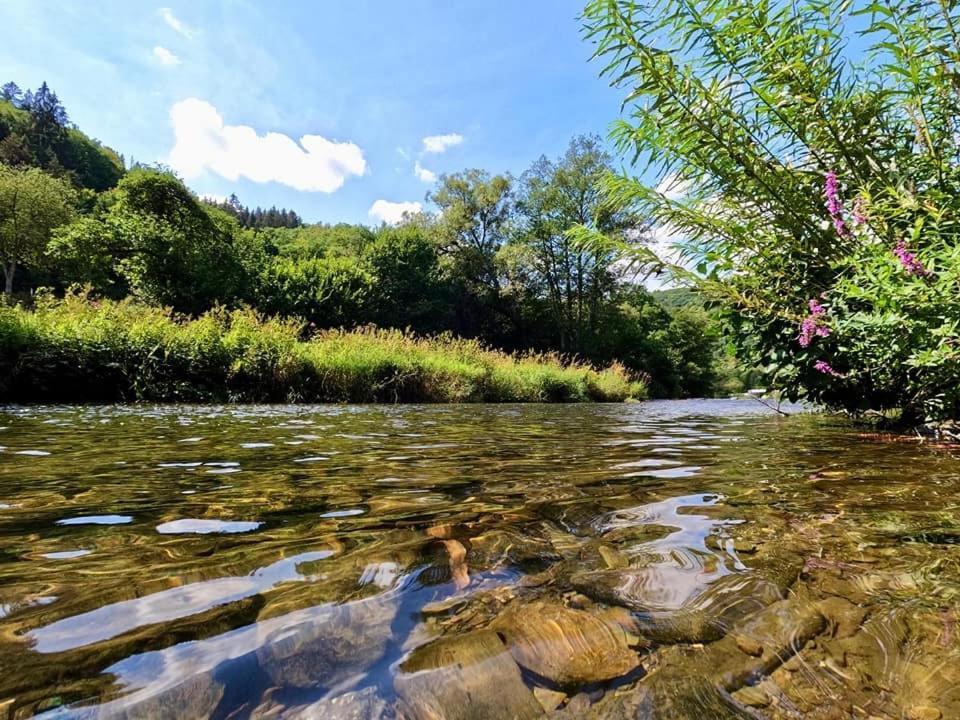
[3,261,15,298]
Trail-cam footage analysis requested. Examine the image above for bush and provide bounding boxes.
[583,0,960,423]
[0,294,646,403]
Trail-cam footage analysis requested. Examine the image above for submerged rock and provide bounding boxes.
[571,550,803,645]
[491,600,641,686]
[256,593,397,689]
[394,630,543,720]
[587,596,827,719]
[572,570,786,644]
[279,686,390,719]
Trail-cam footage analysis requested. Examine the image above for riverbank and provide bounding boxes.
[0,296,646,403]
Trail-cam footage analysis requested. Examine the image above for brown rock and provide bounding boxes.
[492,600,641,686]
[816,596,867,639]
[907,707,942,720]
[734,634,763,657]
[395,630,543,720]
[533,686,567,713]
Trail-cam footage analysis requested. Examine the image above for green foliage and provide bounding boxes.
[0,293,646,403]
[513,135,640,352]
[259,255,373,328]
[0,165,75,295]
[50,169,253,312]
[583,0,960,422]
[0,90,123,191]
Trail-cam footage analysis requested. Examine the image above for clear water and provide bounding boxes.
[0,401,958,719]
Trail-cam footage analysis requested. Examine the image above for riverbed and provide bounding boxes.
[0,400,958,718]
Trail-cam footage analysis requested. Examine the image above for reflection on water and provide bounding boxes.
[0,400,958,719]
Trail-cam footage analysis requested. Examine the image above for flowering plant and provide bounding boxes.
[583,0,960,423]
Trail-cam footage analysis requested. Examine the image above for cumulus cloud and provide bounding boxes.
[422,133,463,154]
[168,98,366,193]
[369,200,422,225]
[153,45,181,66]
[414,161,436,183]
[160,8,194,38]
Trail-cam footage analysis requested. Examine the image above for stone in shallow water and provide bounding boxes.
[256,593,397,689]
[280,686,390,719]
[533,686,567,713]
[588,597,826,719]
[571,570,785,644]
[395,630,543,720]
[491,600,641,686]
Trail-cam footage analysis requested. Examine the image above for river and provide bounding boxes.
[0,400,958,718]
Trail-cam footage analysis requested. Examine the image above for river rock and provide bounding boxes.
[491,600,641,686]
[533,686,567,713]
[256,593,396,689]
[572,570,785,644]
[816,596,868,639]
[279,686,389,719]
[907,707,943,720]
[587,677,759,720]
[394,630,543,720]
[586,596,827,719]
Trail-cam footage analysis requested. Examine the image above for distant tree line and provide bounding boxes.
[205,194,303,229]
[0,80,748,397]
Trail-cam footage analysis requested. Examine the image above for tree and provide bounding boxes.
[22,82,68,166]
[363,224,450,332]
[514,135,638,352]
[428,170,514,339]
[1,82,22,105]
[0,165,75,296]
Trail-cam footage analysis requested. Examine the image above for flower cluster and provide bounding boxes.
[824,171,849,238]
[813,360,843,377]
[798,298,830,348]
[814,360,842,377]
[893,239,929,277]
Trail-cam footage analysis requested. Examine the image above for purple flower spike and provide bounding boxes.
[798,298,830,347]
[824,171,850,238]
[893,239,929,277]
[814,360,842,377]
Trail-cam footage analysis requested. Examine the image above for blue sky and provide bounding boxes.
[0,1,624,225]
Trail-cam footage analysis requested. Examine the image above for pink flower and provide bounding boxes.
[893,239,929,277]
[798,298,830,347]
[824,171,849,238]
[814,360,842,377]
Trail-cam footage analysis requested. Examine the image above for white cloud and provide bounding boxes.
[414,161,436,183]
[160,8,194,38]
[153,45,181,66]
[369,200,422,225]
[655,173,692,201]
[168,98,366,193]
[422,133,463,154]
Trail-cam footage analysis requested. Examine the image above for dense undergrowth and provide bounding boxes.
[0,295,645,403]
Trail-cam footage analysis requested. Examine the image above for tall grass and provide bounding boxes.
[0,294,646,403]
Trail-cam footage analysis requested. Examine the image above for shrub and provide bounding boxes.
[0,294,646,404]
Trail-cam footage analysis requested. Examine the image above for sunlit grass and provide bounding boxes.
[0,294,646,403]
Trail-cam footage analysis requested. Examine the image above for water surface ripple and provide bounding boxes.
[0,400,958,719]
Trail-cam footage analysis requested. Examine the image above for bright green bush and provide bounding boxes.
[0,294,645,403]
[583,0,960,423]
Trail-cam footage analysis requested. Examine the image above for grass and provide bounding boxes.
[0,294,646,403]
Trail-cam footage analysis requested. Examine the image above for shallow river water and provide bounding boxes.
[0,400,959,719]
